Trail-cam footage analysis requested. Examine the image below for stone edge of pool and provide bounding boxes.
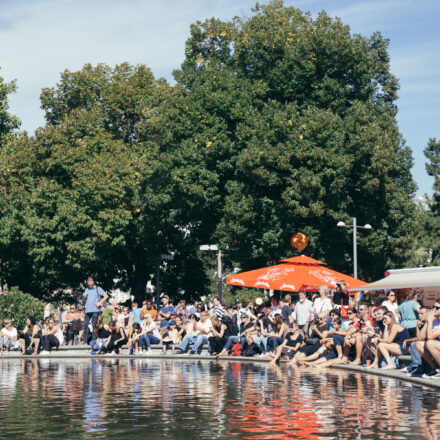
[1,352,439,390]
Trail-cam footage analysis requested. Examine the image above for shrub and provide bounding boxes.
[0,286,45,330]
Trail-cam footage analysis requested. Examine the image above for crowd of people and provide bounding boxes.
[1,277,440,379]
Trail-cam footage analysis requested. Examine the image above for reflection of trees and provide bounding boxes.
[0,359,438,439]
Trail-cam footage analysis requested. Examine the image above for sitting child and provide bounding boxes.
[160,320,179,354]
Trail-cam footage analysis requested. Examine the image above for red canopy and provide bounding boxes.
[226,255,366,292]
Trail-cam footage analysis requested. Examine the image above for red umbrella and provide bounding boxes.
[226,255,366,292]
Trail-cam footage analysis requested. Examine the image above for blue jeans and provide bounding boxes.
[253,335,268,354]
[333,335,345,346]
[179,335,198,352]
[223,336,239,351]
[192,335,209,353]
[267,336,284,352]
[83,312,99,343]
[407,341,422,370]
[140,334,160,349]
[90,338,107,353]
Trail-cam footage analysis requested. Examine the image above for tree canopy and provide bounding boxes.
[0,1,419,301]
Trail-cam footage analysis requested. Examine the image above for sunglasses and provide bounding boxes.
[434,306,440,310]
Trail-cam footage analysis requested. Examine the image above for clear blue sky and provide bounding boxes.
[1,0,438,196]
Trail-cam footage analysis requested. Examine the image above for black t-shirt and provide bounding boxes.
[97,327,111,339]
[281,305,292,325]
[333,290,349,306]
[285,332,303,348]
[239,321,254,336]
[222,316,238,336]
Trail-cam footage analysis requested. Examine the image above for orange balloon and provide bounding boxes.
[290,233,308,251]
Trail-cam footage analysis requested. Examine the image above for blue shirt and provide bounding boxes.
[159,305,175,328]
[398,300,419,329]
[84,286,105,313]
[132,308,142,325]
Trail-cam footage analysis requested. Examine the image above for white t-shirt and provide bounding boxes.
[54,327,64,345]
[312,297,333,315]
[382,301,400,321]
[142,320,161,339]
[1,327,17,340]
[293,299,313,326]
[196,318,212,336]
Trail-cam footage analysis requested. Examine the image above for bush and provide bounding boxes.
[0,286,45,330]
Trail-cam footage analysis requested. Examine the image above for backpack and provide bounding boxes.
[244,343,261,357]
[230,343,242,356]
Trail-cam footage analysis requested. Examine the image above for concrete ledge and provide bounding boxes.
[332,363,440,389]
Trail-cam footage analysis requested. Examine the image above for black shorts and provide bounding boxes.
[299,342,321,356]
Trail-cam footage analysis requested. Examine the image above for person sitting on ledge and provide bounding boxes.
[304,318,346,368]
[399,306,429,374]
[184,311,211,355]
[139,314,162,354]
[160,320,179,354]
[18,316,42,355]
[414,301,440,377]
[290,315,329,366]
[208,314,229,355]
[0,318,18,355]
[369,311,410,370]
[40,318,64,355]
[269,321,303,366]
[90,320,111,354]
[104,321,127,355]
[264,314,289,357]
[216,312,253,357]
[128,322,143,355]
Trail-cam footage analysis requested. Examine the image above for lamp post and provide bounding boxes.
[199,244,222,302]
[337,218,372,279]
[156,253,174,308]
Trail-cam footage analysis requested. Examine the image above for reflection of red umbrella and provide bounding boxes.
[226,255,366,292]
[226,392,323,439]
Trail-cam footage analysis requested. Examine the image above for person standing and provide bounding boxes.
[293,291,313,337]
[82,277,108,344]
[131,302,142,326]
[312,286,333,318]
[382,291,400,322]
[281,295,292,326]
[211,296,226,320]
[398,290,420,338]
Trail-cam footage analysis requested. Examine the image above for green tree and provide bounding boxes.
[411,137,440,266]
[0,73,20,145]
[0,64,213,301]
[170,0,417,280]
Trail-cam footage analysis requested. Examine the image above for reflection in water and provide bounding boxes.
[0,358,439,440]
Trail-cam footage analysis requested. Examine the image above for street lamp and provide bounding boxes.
[156,253,174,308]
[199,244,222,302]
[337,217,372,279]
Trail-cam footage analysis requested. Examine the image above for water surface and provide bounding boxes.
[0,358,438,439]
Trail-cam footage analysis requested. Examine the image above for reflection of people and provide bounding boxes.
[82,277,108,343]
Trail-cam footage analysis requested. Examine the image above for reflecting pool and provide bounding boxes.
[0,358,439,439]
